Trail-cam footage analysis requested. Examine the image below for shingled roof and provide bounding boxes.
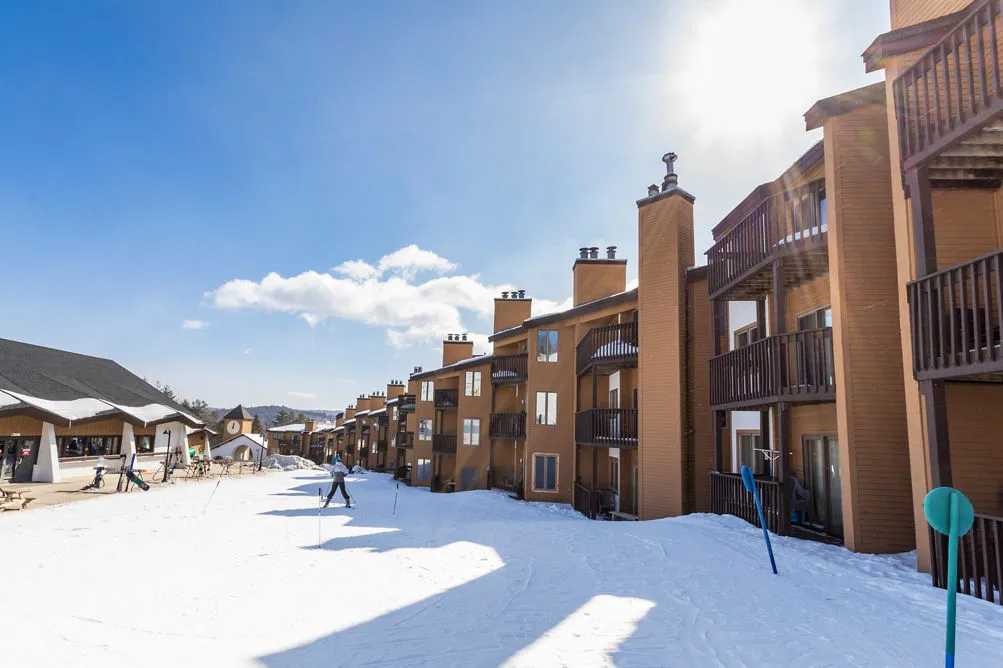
[223,405,254,421]
[0,337,202,427]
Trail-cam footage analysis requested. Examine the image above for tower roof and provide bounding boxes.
[223,405,254,420]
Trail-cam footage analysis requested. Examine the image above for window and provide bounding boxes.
[464,371,482,397]
[461,467,479,491]
[536,329,559,363]
[391,432,397,447]
[418,419,433,441]
[797,306,832,331]
[535,391,557,426]
[737,431,768,476]
[420,381,434,402]
[734,323,759,349]
[533,454,558,492]
[462,418,480,446]
[58,435,121,458]
[392,406,399,421]
[795,306,834,387]
[417,458,431,480]
[136,436,154,453]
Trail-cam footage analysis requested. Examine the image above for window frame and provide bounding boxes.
[536,329,559,363]
[535,391,558,426]
[57,435,122,459]
[417,458,431,480]
[734,322,758,349]
[736,429,768,476]
[464,371,482,397]
[532,453,559,493]
[420,380,434,402]
[462,418,481,446]
[418,419,433,442]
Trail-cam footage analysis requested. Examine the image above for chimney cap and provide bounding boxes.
[462,333,467,341]
[579,247,589,259]
[517,289,526,298]
[647,184,659,196]
[662,152,678,190]
[501,291,509,298]
[606,245,617,259]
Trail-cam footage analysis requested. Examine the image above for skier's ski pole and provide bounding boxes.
[201,479,222,516]
[393,482,399,516]
[317,487,322,548]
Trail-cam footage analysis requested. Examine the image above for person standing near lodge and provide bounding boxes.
[324,456,350,508]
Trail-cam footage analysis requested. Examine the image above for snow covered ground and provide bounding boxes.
[4,470,1003,667]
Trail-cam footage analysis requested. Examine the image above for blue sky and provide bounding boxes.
[0,0,889,410]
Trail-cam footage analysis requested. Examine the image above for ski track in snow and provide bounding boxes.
[3,470,1003,667]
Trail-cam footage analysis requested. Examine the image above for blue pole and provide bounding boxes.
[741,465,777,575]
[945,491,960,668]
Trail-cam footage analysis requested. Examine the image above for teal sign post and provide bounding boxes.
[923,487,975,668]
[741,464,777,575]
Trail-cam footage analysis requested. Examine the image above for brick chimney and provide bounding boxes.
[386,380,405,400]
[356,395,372,412]
[442,333,475,366]
[344,406,356,420]
[493,290,533,334]
[636,151,695,520]
[572,245,627,306]
[369,392,386,410]
[304,419,317,432]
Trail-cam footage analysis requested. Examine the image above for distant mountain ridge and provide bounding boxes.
[210,405,342,427]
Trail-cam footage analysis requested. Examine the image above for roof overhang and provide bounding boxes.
[862,10,966,73]
[804,82,887,131]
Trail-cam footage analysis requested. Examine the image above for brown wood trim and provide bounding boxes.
[862,8,969,73]
[804,82,886,131]
[488,288,638,342]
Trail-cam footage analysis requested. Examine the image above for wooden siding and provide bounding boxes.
[826,102,915,554]
[785,275,832,332]
[932,190,1000,269]
[946,384,1003,515]
[494,298,533,335]
[572,260,627,307]
[687,275,715,513]
[788,404,839,480]
[638,190,693,519]
[0,415,156,438]
[891,0,971,30]
[454,363,492,489]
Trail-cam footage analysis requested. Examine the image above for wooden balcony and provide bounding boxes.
[706,179,828,300]
[398,394,416,412]
[489,412,526,440]
[930,512,1003,604]
[575,408,638,448]
[491,353,528,385]
[709,472,783,535]
[893,1,1003,186]
[396,431,414,449]
[432,433,457,455]
[709,328,836,410]
[433,388,459,410]
[907,249,1003,381]
[576,321,638,375]
[376,439,388,453]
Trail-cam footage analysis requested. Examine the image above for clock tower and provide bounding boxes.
[221,405,254,437]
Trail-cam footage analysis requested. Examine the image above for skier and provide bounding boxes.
[323,456,351,508]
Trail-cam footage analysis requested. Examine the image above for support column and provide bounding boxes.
[776,403,791,535]
[756,299,767,338]
[907,166,951,489]
[712,410,724,472]
[33,421,61,483]
[121,422,137,463]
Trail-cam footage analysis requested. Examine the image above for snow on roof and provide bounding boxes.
[354,409,370,417]
[268,423,307,433]
[211,433,265,451]
[104,401,201,427]
[342,418,356,425]
[333,425,344,432]
[370,407,386,416]
[1,390,118,422]
[0,391,21,408]
[592,340,638,358]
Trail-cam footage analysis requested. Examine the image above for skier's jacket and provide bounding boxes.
[331,461,349,483]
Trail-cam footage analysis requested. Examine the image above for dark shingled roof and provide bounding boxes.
[223,405,254,420]
[0,337,194,417]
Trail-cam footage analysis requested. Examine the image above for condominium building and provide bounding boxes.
[865,0,1003,595]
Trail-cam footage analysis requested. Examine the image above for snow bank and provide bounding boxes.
[261,454,323,471]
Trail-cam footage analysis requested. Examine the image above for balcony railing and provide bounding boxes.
[706,179,827,299]
[432,433,457,455]
[376,439,388,453]
[433,388,459,410]
[398,394,416,412]
[396,431,414,449]
[573,482,600,520]
[709,472,783,535]
[709,328,836,410]
[491,353,528,384]
[930,512,1003,605]
[893,0,1003,169]
[576,321,638,375]
[907,249,1003,380]
[489,412,527,440]
[575,408,638,448]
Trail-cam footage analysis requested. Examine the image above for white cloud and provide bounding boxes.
[243,348,253,355]
[287,391,317,399]
[208,245,507,350]
[182,320,209,330]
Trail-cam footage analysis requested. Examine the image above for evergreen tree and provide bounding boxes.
[252,414,263,434]
[274,408,292,426]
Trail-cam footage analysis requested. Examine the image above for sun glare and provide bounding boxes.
[673,0,828,144]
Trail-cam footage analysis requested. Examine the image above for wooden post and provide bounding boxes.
[760,409,771,469]
[777,403,791,535]
[756,299,767,338]
[907,167,952,488]
[713,410,723,472]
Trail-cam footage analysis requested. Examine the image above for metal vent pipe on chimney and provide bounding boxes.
[518,289,526,298]
[589,247,599,259]
[607,246,617,259]
[579,247,589,259]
